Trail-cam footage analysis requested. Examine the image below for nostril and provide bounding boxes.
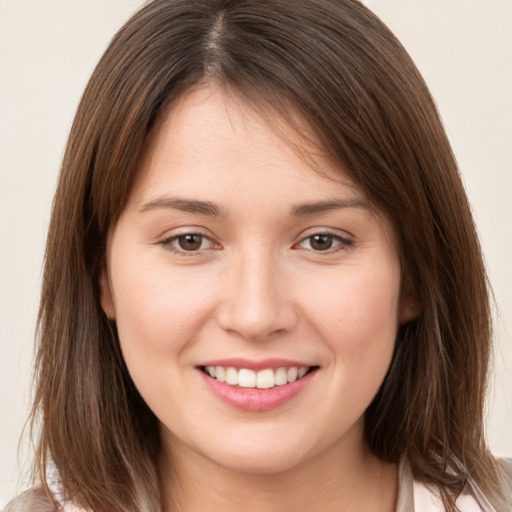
[216,297,298,341]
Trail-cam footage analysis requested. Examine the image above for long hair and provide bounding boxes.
[23,0,505,510]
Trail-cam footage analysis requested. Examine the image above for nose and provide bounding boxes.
[216,250,298,340]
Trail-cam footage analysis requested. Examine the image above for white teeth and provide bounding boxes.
[205,365,312,389]
[215,366,226,382]
[225,367,238,385]
[238,369,256,388]
[287,367,298,382]
[275,367,288,386]
[256,369,275,389]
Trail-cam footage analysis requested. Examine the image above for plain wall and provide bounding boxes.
[1,0,511,505]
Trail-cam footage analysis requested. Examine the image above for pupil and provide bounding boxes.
[311,234,333,251]
[178,234,202,251]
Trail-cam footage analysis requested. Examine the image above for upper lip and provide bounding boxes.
[197,358,316,371]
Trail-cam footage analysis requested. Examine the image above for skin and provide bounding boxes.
[101,84,415,512]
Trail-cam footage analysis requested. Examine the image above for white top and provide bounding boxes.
[412,480,488,512]
[397,459,497,512]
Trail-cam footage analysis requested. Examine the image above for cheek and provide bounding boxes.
[108,255,223,418]
[307,265,399,327]
[110,254,219,360]
[298,262,401,377]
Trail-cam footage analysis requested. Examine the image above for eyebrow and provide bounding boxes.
[140,197,228,217]
[290,198,368,216]
[139,196,367,217]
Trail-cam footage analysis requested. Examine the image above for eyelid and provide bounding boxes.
[159,230,222,256]
[156,227,353,256]
[293,230,354,252]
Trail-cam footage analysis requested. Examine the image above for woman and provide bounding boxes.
[5,0,511,511]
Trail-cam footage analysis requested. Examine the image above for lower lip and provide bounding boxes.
[199,369,316,411]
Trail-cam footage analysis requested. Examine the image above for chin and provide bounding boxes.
[195,432,318,476]
[210,449,306,475]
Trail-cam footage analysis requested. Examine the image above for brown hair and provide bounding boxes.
[23,0,505,510]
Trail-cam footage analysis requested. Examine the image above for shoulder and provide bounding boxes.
[3,488,58,512]
[497,457,512,499]
[4,462,89,512]
[398,457,512,512]
[497,456,512,478]
[3,488,86,512]
[412,480,483,512]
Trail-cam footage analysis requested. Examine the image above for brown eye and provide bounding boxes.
[161,232,220,256]
[177,234,204,251]
[295,232,353,253]
[309,234,334,251]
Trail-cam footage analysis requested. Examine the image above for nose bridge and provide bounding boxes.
[218,245,296,339]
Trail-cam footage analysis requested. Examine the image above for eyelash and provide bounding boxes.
[295,232,354,252]
[159,231,353,256]
[160,233,219,256]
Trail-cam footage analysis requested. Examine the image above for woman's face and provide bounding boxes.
[101,86,412,475]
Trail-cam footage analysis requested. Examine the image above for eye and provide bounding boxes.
[162,233,218,253]
[297,233,352,252]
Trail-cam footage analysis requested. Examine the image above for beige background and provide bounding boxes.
[1,0,511,505]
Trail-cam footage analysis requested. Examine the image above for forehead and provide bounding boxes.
[128,84,366,211]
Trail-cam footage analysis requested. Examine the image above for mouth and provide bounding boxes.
[199,365,319,390]
[197,362,320,411]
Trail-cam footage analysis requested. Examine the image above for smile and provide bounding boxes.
[201,366,314,389]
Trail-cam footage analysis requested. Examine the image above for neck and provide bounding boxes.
[158,432,397,512]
